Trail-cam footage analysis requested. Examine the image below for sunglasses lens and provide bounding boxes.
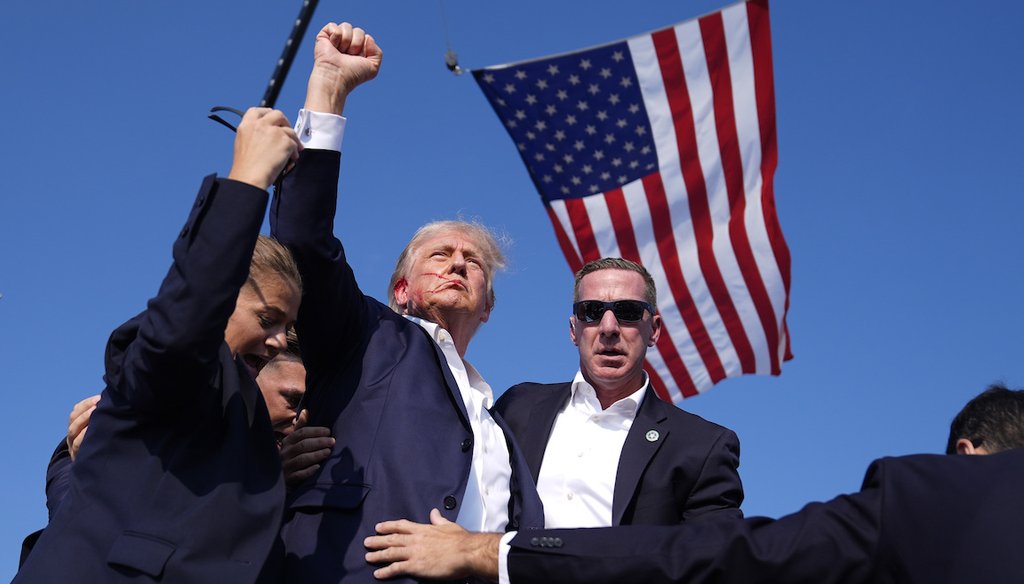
[574,300,650,323]
[612,301,646,322]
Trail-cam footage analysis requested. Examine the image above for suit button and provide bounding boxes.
[195,194,206,207]
[179,225,190,238]
[530,537,539,546]
[553,537,563,547]
[443,495,457,510]
[461,438,473,452]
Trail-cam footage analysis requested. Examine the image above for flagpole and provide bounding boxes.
[260,0,321,108]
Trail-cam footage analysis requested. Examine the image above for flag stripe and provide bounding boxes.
[673,17,766,377]
[699,11,781,375]
[604,188,641,261]
[747,0,793,362]
[652,27,757,376]
[545,204,584,273]
[604,186,700,397]
[642,172,726,383]
[621,180,712,391]
[565,198,602,262]
[722,2,788,374]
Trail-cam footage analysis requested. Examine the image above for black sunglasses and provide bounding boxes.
[573,300,655,323]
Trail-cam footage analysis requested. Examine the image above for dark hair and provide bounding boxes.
[573,257,657,306]
[946,384,1024,454]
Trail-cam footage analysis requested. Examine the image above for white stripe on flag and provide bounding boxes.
[548,200,583,262]
[723,3,788,373]
[621,181,712,390]
[629,32,741,378]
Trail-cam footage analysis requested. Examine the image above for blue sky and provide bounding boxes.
[2,0,1023,577]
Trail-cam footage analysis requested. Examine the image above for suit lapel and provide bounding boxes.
[612,386,669,526]
[426,336,472,429]
[521,384,571,482]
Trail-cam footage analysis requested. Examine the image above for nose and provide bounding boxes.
[448,251,468,275]
[267,327,287,358]
[597,307,621,337]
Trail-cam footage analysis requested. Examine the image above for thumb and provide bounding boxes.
[429,508,450,526]
[293,409,309,430]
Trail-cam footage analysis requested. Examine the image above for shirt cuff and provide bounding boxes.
[498,531,516,584]
[294,109,346,152]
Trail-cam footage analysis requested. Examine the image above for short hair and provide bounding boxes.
[946,384,1024,454]
[573,257,657,307]
[249,235,302,295]
[283,327,301,359]
[387,220,506,312]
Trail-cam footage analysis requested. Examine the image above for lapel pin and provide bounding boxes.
[645,429,660,442]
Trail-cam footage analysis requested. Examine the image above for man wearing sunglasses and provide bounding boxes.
[492,258,743,529]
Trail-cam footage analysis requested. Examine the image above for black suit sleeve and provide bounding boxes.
[680,428,743,522]
[509,474,882,584]
[105,176,268,414]
[44,438,72,521]
[270,150,368,384]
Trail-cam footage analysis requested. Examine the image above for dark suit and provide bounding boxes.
[16,176,285,583]
[494,382,742,526]
[508,449,1024,584]
[269,150,543,583]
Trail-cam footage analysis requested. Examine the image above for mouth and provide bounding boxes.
[243,354,270,378]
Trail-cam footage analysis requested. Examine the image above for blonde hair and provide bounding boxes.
[249,235,302,295]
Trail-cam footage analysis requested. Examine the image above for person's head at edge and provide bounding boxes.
[387,220,505,357]
[258,328,306,443]
[570,258,662,408]
[947,383,1024,455]
[225,235,302,379]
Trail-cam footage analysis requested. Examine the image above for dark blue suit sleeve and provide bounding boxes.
[508,472,882,584]
[680,428,744,522]
[44,439,72,521]
[105,176,268,414]
[270,150,368,382]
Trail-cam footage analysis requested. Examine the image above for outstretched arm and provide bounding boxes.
[270,22,383,376]
[110,108,299,413]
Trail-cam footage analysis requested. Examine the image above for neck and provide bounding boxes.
[588,375,646,410]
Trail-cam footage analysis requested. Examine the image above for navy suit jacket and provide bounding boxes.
[16,177,285,583]
[494,382,743,526]
[269,150,544,584]
[508,449,1024,584]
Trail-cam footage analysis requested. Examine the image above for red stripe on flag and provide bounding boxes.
[564,198,602,263]
[651,27,756,375]
[699,12,782,375]
[606,185,698,397]
[748,0,792,362]
[544,205,583,274]
[603,188,641,261]
[641,172,726,383]
[645,361,688,402]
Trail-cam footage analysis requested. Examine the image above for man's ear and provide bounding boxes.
[648,312,663,347]
[569,316,579,346]
[955,438,988,455]
[393,278,409,308]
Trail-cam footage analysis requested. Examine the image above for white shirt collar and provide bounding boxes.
[569,370,648,415]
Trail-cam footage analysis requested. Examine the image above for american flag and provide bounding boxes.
[473,0,790,403]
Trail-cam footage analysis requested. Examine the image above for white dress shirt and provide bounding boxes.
[499,372,650,584]
[405,317,512,532]
[536,371,648,528]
